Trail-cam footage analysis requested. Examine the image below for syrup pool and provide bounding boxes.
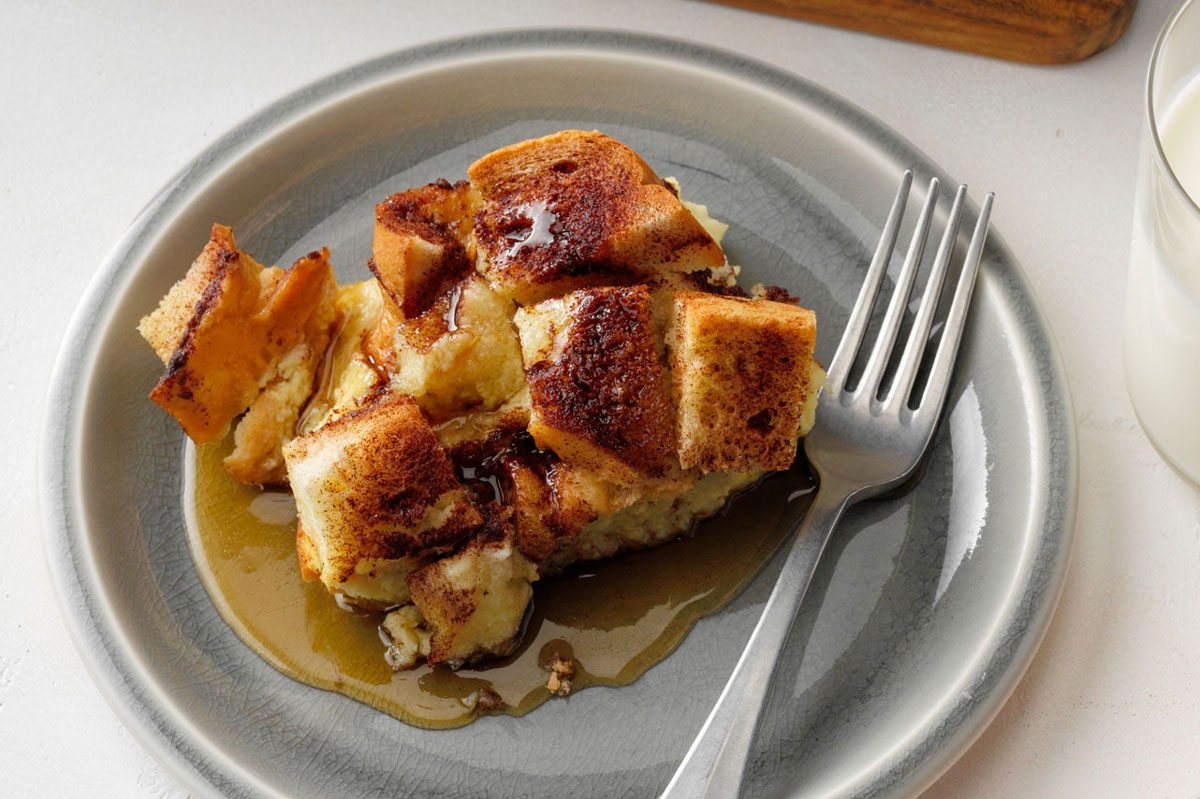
[185,436,811,728]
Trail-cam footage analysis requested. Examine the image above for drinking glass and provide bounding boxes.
[1125,0,1200,484]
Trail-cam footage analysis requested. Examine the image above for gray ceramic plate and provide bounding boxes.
[41,30,1076,799]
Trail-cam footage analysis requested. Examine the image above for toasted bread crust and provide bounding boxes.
[366,278,460,369]
[671,292,817,472]
[469,130,725,304]
[139,225,239,364]
[372,180,476,317]
[502,458,563,561]
[284,391,484,589]
[437,414,597,563]
[505,462,621,561]
[521,285,677,478]
[142,226,337,444]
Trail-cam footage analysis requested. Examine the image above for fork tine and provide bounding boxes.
[884,184,967,411]
[825,170,912,394]
[912,192,993,419]
[858,177,939,400]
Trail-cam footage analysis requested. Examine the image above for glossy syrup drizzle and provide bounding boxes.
[504,200,558,258]
[187,436,810,728]
[443,283,463,332]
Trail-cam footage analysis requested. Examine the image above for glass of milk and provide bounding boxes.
[1126,0,1200,484]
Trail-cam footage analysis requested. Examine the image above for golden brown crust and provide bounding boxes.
[367,275,464,366]
[284,391,484,587]
[442,423,585,563]
[522,285,677,479]
[141,227,337,445]
[138,225,237,364]
[296,523,321,582]
[371,180,476,317]
[670,292,817,472]
[293,391,477,543]
[469,130,725,304]
[400,282,463,352]
[439,421,604,564]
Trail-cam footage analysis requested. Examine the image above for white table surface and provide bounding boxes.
[6,0,1199,796]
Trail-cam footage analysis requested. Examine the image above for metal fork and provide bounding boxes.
[661,171,994,799]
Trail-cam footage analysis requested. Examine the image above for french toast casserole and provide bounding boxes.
[140,130,825,672]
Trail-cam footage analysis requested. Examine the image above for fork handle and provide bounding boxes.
[660,485,849,799]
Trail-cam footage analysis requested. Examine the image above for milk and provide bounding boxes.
[1126,74,1200,483]
[1161,78,1200,205]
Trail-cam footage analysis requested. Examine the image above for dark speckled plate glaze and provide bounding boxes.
[41,30,1076,799]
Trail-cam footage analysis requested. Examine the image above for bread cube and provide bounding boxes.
[406,528,538,667]
[283,391,483,608]
[669,292,818,472]
[502,458,563,562]
[139,226,337,450]
[514,285,678,482]
[468,130,726,304]
[499,455,617,563]
[371,180,477,317]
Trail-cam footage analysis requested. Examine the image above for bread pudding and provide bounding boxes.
[142,130,824,674]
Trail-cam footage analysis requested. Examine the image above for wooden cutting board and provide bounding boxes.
[708,0,1137,64]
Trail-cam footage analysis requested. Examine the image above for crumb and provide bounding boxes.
[476,686,505,713]
[546,654,576,696]
[750,283,799,304]
[460,686,506,713]
[710,263,740,287]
